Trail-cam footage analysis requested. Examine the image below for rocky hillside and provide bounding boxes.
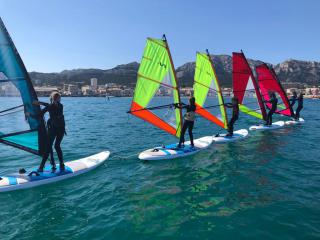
[274,59,320,86]
[176,55,264,87]
[29,56,320,87]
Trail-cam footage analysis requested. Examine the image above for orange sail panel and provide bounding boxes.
[130,102,177,136]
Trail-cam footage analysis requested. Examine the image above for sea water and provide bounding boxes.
[0,97,319,239]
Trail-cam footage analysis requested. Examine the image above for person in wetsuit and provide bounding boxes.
[295,93,303,120]
[34,92,66,172]
[289,91,297,107]
[289,91,298,118]
[175,97,196,148]
[225,97,239,137]
[265,92,278,126]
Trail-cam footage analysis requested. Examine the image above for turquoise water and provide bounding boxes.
[0,97,319,239]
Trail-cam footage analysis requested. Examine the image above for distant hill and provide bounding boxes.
[29,56,320,88]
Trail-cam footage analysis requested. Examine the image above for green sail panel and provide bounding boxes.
[193,52,228,129]
[130,37,182,137]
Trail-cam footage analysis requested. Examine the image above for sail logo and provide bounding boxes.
[0,71,8,80]
[159,62,167,69]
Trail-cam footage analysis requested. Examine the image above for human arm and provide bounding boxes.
[224,103,234,108]
[25,105,49,119]
[174,103,187,109]
[33,101,49,107]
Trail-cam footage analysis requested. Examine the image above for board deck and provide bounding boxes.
[0,151,110,193]
[285,118,305,125]
[249,121,285,131]
[212,129,248,143]
[139,136,213,161]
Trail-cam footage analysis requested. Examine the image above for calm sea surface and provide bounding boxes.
[0,97,319,240]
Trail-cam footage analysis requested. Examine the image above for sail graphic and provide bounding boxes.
[232,51,267,120]
[193,50,228,129]
[256,63,294,117]
[0,17,46,155]
[129,35,182,137]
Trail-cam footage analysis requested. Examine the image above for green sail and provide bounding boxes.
[193,52,228,129]
[130,37,182,137]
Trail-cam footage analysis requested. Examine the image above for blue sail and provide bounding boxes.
[0,17,46,156]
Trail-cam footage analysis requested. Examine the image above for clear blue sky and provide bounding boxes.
[1,0,319,72]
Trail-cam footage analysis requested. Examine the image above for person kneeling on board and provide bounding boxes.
[295,93,303,120]
[225,97,239,137]
[175,97,196,148]
[265,92,278,126]
[28,92,66,172]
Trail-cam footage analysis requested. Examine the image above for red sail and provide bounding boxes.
[232,52,266,120]
[256,63,294,117]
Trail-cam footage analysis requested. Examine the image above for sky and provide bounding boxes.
[1,0,319,72]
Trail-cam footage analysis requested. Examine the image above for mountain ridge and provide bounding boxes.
[29,56,320,88]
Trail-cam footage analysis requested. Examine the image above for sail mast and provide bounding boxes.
[206,49,228,127]
[162,34,183,133]
[240,50,267,120]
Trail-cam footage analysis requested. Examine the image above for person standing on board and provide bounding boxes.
[175,97,196,148]
[289,91,298,117]
[265,92,278,126]
[289,91,297,107]
[29,92,66,172]
[294,93,304,120]
[225,97,239,137]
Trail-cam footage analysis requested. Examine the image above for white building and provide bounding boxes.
[91,78,98,90]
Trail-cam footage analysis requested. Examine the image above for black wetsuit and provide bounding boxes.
[178,104,196,147]
[266,97,278,125]
[38,102,66,170]
[289,96,297,117]
[225,102,239,136]
[295,96,303,120]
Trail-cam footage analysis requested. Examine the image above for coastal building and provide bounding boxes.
[63,84,81,96]
[81,85,92,95]
[222,88,232,96]
[180,87,193,96]
[0,83,20,96]
[305,87,319,96]
[35,86,60,97]
[106,87,122,97]
[91,78,98,90]
[286,88,299,95]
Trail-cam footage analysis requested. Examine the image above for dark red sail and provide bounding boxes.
[256,63,294,117]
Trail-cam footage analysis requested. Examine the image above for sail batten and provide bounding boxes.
[137,73,178,90]
[129,36,182,137]
[193,51,228,129]
[232,51,267,120]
